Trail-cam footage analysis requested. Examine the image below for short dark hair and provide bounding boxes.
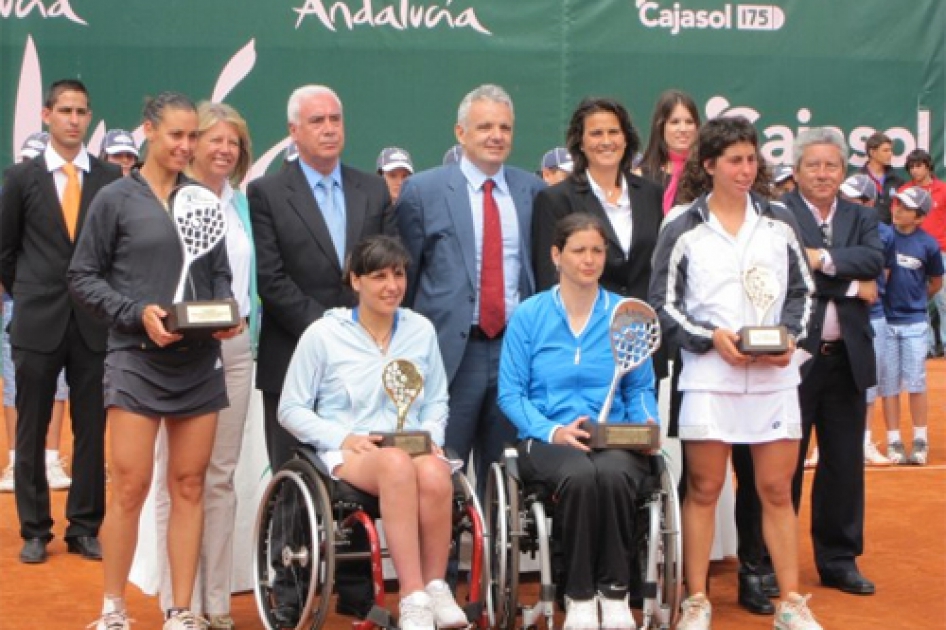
[565,97,641,188]
[905,148,934,172]
[865,131,892,155]
[677,116,772,203]
[44,79,89,109]
[552,213,608,252]
[345,235,411,287]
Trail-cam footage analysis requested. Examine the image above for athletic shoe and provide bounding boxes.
[426,580,468,628]
[563,597,599,630]
[47,458,72,490]
[864,442,891,466]
[886,441,907,465]
[0,463,14,492]
[399,591,435,630]
[163,610,204,630]
[89,610,132,630]
[908,439,929,466]
[774,593,822,630]
[207,615,234,630]
[598,592,636,630]
[803,448,818,469]
[675,594,711,630]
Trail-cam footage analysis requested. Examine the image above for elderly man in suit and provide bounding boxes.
[0,79,121,564]
[783,128,884,595]
[249,84,395,472]
[396,84,545,497]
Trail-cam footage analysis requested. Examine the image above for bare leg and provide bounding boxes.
[164,413,218,609]
[338,447,426,596]
[882,395,900,432]
[750,440,801,600]
[101,408,161,598]
[680,441,730,596]
[414,455,454,583]
[908,391,928,430]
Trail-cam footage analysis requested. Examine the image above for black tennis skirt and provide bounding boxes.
[104,344,229,418]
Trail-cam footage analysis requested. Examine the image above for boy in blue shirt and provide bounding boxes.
[881,187,945,465]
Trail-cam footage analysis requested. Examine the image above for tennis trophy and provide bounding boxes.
[737,265,789,355]
[373,359,432,456]
[582,298,662,451]
[163,183,239,335]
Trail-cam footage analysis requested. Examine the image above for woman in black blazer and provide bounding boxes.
[532,96,667,379]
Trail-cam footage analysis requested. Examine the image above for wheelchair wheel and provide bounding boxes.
[639,462,683,630]
[483,462,520,630]
[451,472,488,627]
[658,464,683,628]
[254,457,335,630]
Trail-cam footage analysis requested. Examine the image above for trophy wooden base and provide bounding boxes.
[165,298,240,336]
[737,325,789,355]
[371,431,432,457]
[581,422,660,451]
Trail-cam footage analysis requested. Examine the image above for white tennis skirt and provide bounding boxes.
[678,389,802,443]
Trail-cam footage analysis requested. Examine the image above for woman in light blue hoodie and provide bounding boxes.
[279,235,467,630]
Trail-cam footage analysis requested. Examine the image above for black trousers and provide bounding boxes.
[13,317,106,541]
[263,391,301,473]
[732,444,774,575]
[518,439,649,600]
[792,351,866,575]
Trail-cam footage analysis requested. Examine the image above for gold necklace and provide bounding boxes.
[360,321,393,352]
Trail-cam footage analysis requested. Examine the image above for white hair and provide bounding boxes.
[793,127,849,169]
[456,84,514,129]
[287,85,343,124]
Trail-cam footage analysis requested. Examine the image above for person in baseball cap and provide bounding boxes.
[840,173,878,206]
[539,147,573,185]
[18,132,49,162]
[98,129,139,176]
[893,186,933,216]
[771,164,795,196]
[376,147,414,203]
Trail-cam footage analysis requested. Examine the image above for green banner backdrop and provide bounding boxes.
[1,0,943,180]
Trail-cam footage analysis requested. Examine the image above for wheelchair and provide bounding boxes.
[482,446,682,630]
[253,444,490,630]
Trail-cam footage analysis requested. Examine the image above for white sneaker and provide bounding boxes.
[676,594,711,630]
[207,615,234,630]
[0,463,14,492]
[163,610,205,630]
[864,442,891,466]
[598,592,636,630]
[399,591,435,630]
[908,438,929,465]
[47,458,72,490]
[426,580,468,628]
[564,597,599,630]
[88,610,132,630]
[886,441,907,465]
[803,448,819,469]
[774,593,822,630]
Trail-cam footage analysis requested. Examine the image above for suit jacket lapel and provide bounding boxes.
[785,190,822,248]
[34,157,71,242]
[832,197,855,247]
[445,167,477,288]
[505,169,536,294]
[285,162,342,272]
[628,177,660,257]
[574,181,624,255]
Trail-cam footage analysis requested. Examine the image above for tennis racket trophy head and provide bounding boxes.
[372,359,432,456]
[583,298,662,451]
[737,264,789,355]
[163,183,239,336]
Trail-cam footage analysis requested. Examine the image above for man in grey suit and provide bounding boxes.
[396,84,545,496]
[249,85,395,472]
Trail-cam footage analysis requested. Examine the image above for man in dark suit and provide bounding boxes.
[249,85,394,622]
[396,84,545,498]
[249,84,395,472]
[783,127,884,595]
[0,79,120,564]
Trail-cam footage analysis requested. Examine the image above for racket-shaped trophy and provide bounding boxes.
[164,183,239,335]
[372,359,432,456]
[582,298,662,450]
[737,265,788,355]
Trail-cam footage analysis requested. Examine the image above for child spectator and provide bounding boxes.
[881,187,945,465]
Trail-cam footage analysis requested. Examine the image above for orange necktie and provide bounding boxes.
[61,162,81,241]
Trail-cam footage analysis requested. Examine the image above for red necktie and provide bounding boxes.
[479,179,505,338]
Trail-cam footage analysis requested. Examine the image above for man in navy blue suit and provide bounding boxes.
[396,84,545,496]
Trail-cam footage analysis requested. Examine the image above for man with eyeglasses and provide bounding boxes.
[776,128,885,596]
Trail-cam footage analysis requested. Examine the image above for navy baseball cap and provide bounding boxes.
[19,132,49,160]
[541,147,573,173]
[840,174,877,202]
[772,165,794,184]
[894,186,932,215]
[100,129,139,157]
[377,147,414,173]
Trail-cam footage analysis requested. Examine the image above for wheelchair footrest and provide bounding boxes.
[364,605,397,630]
[462,601,483,624]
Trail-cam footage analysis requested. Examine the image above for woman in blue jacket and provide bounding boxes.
[499,213,658,630]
